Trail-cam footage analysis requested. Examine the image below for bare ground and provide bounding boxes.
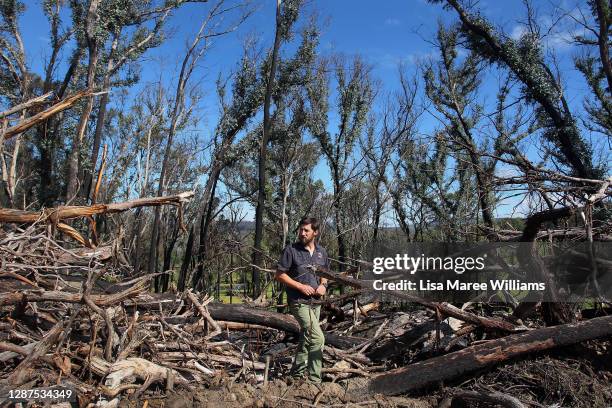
[114,341,611,408]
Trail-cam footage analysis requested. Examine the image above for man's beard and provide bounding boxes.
[299,236,314,245]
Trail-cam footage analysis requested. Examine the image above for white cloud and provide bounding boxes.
[510,24,527,40]
[373,50,437,71]
[545,31,573,52]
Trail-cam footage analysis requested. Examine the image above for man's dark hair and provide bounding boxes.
[298,217,319,232]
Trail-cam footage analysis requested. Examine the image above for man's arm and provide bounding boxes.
[275,270,315,296]
[315,261,328,296]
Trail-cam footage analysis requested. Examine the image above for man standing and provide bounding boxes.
[275,217,329,383]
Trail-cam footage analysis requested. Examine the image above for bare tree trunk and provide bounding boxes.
[148,71,186,280]
[65,0,101,203]
[38,50,82,207]
[149,12,211,288]
[85,33,119,202]
[252,0,283,299]
[280,171,294,248]
[1,113,24,207]
[192,164,221,290]
[0,10,29,208]
[388,186,412,242]
[332,175,347,273]
[6,132,22,207]
[65,55,98,202]
[177,224,194,292]
[162,215,180,291]
[372,180,382,243]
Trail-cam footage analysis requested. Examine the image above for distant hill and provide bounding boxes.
[232,218,524,234]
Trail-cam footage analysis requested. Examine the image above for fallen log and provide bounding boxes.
[161,306,362,349]
[157,352,265,370]
[206,304,364,349]
[100,357,188,398]
[0,279,146,307]
[206,304,297,332]
[355,314,612,396]
[216,321,272,330]
[1,319,65,387]
[0,191,194,224]
[438,389,527,408]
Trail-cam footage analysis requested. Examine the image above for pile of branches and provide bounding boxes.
[1,202,611,407]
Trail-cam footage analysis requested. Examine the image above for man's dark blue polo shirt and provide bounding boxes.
[277,242,330,304]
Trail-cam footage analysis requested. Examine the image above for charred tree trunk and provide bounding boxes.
[202,304,362,349]
[178,224,194,292]
[252,0,283,299]
[66,0,100,203]
[192,167,220,290]
[372,180,383,244]
[37,50,82,207]
[85,32,119,202]
[161,219,180,292]
[332,174,347,273]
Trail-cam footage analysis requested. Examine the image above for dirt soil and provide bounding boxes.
[119,379,434,408]
[115,341,611,408]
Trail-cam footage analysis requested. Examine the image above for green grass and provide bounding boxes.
[213,283,278,304]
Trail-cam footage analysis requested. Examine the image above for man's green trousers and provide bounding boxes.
[289,303,324,383]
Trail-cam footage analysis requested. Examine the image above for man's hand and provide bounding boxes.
[299,284,316,297]
[315,284,326,297]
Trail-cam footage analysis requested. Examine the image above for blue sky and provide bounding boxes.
[21,0,568,105]
[18,0,604,220]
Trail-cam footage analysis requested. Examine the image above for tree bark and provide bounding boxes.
[178,223,195,291]
[0,191,193,224]
[66,31,99,203]
[85,32,119,202]
[2,91,90,141]
[203,304,362,349]
[192,165,221,290]
[252,0,283,298]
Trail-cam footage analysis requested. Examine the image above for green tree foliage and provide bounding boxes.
[423,24,496,232]
[572,0,612,139]
[307,55,375,270]
[431,0,603,180]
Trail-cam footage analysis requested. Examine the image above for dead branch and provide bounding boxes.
[0,91,53,120]
[316,269,516,332]
[2,90,92,140]
[0,191,194,224]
